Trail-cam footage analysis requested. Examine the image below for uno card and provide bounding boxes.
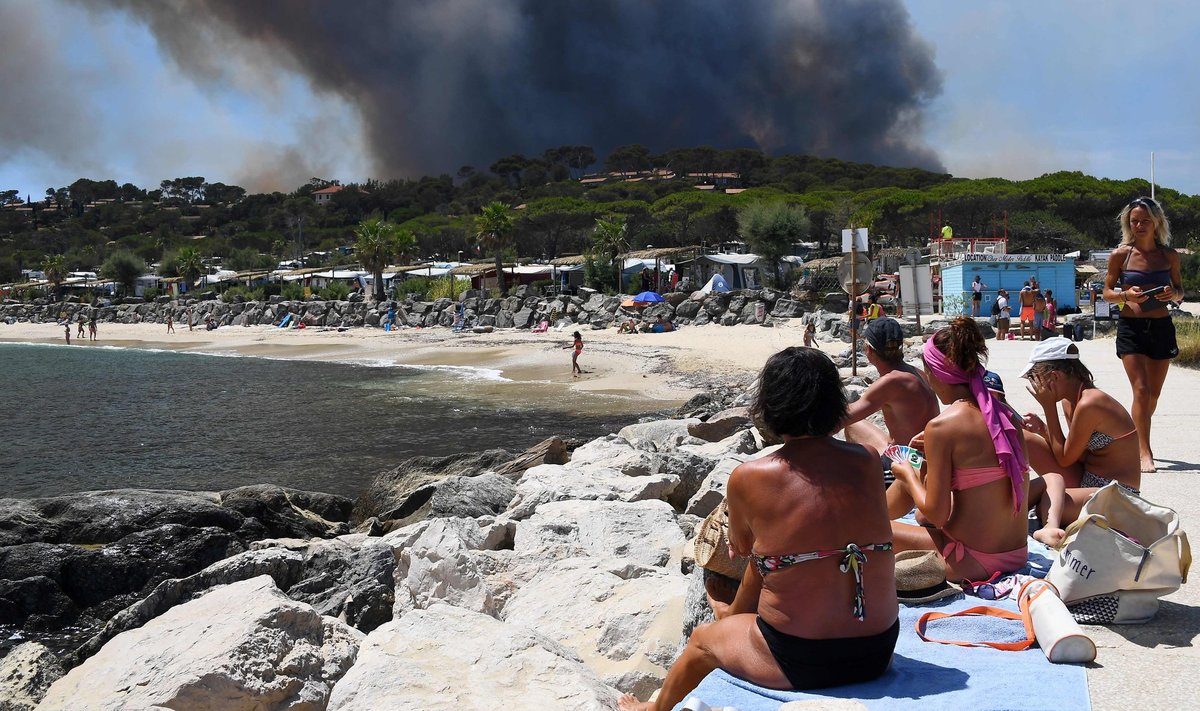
[885,444,925,470]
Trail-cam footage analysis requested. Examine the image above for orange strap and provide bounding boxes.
[914,605,1035,652]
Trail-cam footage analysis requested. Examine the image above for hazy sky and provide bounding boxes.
[0,0,1196,199]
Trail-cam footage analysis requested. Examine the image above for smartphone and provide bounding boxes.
[1140,285,1168,298]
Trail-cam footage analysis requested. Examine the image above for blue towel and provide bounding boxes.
[673,596,1090,711]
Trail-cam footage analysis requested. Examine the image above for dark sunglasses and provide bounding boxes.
[1129,196,1158,210]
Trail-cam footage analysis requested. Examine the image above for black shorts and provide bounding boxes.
[1116,317,1178,360]
[757,616,899,690]
[972,292,982,301]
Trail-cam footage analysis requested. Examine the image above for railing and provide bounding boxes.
[929,238,1008,258]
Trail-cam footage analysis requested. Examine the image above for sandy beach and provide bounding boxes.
[0,318,830,415]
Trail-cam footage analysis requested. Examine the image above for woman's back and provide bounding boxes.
[733,438,897,639]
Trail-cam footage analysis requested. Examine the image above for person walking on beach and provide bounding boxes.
[76,314,86,339]
[565,331,583,376]
[1032,289,1046,340]
[1103,196,1182,472]
[63,322,71,345]
[1018,282,1037,340]
[186,306,195,332]
[88,314,97,341]
[166,312,175,334]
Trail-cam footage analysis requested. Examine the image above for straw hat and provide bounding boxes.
[895,550,962,605]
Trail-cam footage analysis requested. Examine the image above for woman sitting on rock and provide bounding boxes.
[889,317,1030,582]
[619,347,898,711]
[1020,337,1140,547]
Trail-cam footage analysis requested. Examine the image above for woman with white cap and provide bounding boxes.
[1020,337,1140,547]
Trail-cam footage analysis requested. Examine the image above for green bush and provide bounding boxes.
[396,276,434,299]
[142,287,161,300]
[428,275,467,300]
[318,281,351,301]
[1175,320,1200,369]
[281,282,306,301]
[221,285,265,303]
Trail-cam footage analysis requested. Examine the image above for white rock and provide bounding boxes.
[503,557,687,698]
[36,575,362,711]
[326,604,618,711]
[569,435,655,476]
[514,499,685,568]
[389,517,510,618]
[506,463,679,519]
[685,445,783,517]
[0,642,63,711]
[677,429,758,460]
[617,418,700,449]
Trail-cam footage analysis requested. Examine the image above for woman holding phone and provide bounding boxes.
[1103,197,1182,472]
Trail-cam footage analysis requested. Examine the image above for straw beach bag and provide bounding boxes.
[693,500,748,581]
[1046,483,1191,624]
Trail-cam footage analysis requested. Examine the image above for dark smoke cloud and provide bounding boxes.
[87,0,945,178]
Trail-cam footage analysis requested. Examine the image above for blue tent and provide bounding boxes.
[634,291,665,303]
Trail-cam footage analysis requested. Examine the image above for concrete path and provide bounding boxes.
[983,334,1198,711]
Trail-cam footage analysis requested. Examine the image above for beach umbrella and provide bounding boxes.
[633,291,664,303]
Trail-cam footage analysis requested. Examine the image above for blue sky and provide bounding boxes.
[1,0,1197,198]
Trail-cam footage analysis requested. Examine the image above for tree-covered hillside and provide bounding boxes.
[2,144,1198,285]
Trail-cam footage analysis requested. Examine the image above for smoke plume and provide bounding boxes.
[85,0,944,179]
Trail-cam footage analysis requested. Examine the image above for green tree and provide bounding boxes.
[100,251,145,296]
[475,201,516,295]
[355,217,401,301]
[737,202,811,287]
[41,254,66,300]
[592,217,630,293]
[176,246,205,288]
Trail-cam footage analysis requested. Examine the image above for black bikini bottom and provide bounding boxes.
[756,616,899,690]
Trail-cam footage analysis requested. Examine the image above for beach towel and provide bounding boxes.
[672,595,1089,711]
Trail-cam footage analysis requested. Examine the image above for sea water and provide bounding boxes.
[0,343,649,499]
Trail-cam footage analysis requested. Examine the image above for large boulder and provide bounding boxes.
[326,604,618,710]
[0,642,63,711]
[352,449,514,526]
[616,418,700,450]
[388,517,513,618]
[686,407,752,442]
[506,464,679,520]
[37,576,362,711]
[514,499,685,569]
[502,557,686,697]
[568,435,654,477]
[218,485,353,540]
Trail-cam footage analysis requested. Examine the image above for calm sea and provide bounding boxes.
[0,343,655,500]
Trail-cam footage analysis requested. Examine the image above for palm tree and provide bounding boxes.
[41,254,66,301]
[475,201,515,295]
[592,217,630,293]
[176,246,205,291]
[354,217,400,302]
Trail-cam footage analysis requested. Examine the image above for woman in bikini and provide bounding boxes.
[569,331,583,375]
[1019,337,1140,547]
[618,347,897,711]
[1103,196,1181,472]
[889,317,1030,582]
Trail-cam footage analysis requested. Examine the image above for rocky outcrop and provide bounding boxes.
[0,643,63,711]
[352,448,515,528]
[37,576,362,711]
[325,604,618,711]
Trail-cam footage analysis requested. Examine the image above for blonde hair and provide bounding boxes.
[1119,197,1171,246]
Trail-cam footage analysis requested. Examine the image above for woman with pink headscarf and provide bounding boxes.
[887,317,1030,582]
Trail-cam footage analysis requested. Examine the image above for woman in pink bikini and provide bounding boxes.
[619,347,897,711]
[888,317,1030,582]
[1019,337,1140,547]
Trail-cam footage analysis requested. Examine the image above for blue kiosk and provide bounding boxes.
[940,254,1077,316]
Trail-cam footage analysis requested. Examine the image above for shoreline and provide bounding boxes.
[0,319,825,415]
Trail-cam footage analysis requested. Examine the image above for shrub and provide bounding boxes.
[281,282,306,301]
[221,285,265,303]
[319,281,350,301]
[428,275,467,300]
[1175,320,1200,369]
[397,276,434,299]
[142,287,161,300]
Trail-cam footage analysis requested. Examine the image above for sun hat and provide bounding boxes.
[864,317,905,353]
[1020,336,1079,377]
[896,550,962,605]
[982,370,1005,395]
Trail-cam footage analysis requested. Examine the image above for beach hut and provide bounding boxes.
[940,254,1077,316]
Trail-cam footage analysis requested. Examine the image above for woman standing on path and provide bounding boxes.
[1103,197,1181,472]
[888,318,1030,582]
[618,348,897,711]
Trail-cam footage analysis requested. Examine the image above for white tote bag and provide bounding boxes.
[1046,483,1191,623]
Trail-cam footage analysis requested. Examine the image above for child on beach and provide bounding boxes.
[803,321,816,347]
[166,313,175,334]
[76,315,86,338]
[88,315,97,341]
[64,322,71,345]
[564,331,583,376]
